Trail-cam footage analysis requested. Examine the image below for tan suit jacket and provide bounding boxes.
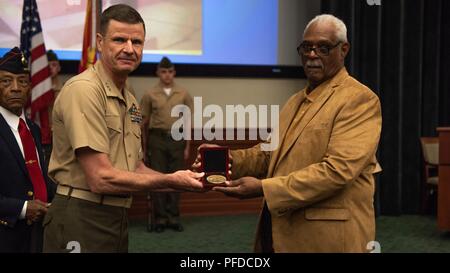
[231,68,382,252]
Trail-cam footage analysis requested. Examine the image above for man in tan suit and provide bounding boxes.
[197,14,382,252]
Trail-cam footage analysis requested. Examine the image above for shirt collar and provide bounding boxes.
[305,85,324,103]
[157,82,179,94]
[0,105,26,131]
[93,60,130,102]
[304,67,349,103]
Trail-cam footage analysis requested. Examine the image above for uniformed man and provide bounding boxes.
[42,49,62,167]
[0,47,55,252]
[140,57,193,232]
[46,50,62,98]
[43,4,204,253]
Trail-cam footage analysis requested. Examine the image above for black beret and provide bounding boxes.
[46,50,58,62]
[0,47,29,74]
[158,56,174,69]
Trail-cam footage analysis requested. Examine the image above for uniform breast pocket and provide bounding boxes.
[129,124,142,161]
[105,115,122,136]
[131,124,141,139]
[151,100,162,111]
[151,104,161,114]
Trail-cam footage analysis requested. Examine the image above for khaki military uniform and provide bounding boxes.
[48,78,63,127]
[43,61,142,253]
[140,83,193,227]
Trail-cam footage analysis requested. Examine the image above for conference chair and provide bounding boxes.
[420,137,439,214]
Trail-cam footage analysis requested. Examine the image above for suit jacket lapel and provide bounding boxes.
[276,88,334,170]
[267,92,306,177]
[27,119,47,176]
[0,114,29,177]
[271,68,349,173]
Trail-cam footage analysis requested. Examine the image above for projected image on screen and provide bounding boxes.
[105,0,202,55]
[0,0,278,65]
[0,0,202,55]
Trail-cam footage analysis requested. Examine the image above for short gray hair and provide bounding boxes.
[304,14,348,43]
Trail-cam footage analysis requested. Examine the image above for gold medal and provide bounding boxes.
[206,175,226,184]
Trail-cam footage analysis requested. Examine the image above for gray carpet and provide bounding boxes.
[375,215,450,253]
[129,214,450,253]
[129,214,258,253]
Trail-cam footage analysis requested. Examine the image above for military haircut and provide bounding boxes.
[100,4,146,36]
[46,50,58,62]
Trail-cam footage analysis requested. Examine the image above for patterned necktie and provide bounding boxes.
[18,118,47,202]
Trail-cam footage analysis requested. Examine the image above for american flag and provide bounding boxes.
[20,0,53,145]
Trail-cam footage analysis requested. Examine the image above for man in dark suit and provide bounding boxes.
[0,47,55,252]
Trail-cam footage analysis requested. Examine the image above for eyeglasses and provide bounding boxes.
[297,41,342,57]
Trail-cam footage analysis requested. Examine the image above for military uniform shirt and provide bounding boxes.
[140,83,193,130]
[49,61,143,190]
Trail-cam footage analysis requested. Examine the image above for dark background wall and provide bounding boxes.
[321,0,450,215]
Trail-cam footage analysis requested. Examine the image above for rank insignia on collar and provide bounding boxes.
[129,103,143,123]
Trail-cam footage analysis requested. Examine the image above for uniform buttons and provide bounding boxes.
[27,191,34,197]
[128,154,132,158]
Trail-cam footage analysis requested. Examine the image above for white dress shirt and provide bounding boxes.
[163,87,172,96]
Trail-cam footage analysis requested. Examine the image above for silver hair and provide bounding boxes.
[304,14,348,43]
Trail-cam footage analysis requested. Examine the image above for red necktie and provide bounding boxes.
[18,118,47,202]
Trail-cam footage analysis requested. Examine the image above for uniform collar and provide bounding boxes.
[157,82,180,94]
[93,60,132,102]
[0,105,26,131]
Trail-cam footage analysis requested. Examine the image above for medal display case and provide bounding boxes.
[200,146,230,187]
